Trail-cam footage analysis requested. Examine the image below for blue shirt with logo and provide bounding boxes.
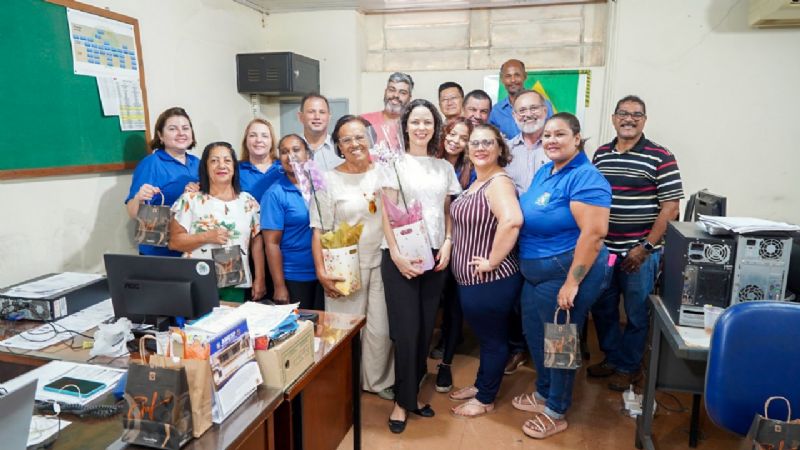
[126,149,200,256]
[260,175,316,282]
[239,160,283,203]
[488,97,519,139]
[519,151,611,259]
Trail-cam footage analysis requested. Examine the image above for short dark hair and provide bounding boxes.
[400,99,443,156]
[471,124,512,167]
[500,59,526,73]
[199,142,240,195]
[545,112,587,152]
[615,95,647,114]
[438,82,464,98]
[300,92,330,111]
[331,115,372,158]
[150,107,197,151]
[277,134,311,155]
[463,89,493,110]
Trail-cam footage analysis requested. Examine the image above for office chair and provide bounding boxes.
[704,301,800,436]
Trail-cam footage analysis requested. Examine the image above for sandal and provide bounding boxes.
[522,413,568,439]
[512,392,546,413]
[448,385,478,401]
[451,398,494,417]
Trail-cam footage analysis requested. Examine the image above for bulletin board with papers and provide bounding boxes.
[0,0,151,179]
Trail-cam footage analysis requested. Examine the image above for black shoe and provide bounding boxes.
[587,360,616,378]
[608,369,643,392]
[388,416,407,434]
[435,364,453,393]
[410,404,435,418]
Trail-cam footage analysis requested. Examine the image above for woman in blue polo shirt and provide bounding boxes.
[239,118,282,202]
[261,134,323,310]
[513,113,612,440]
[126,107,200,256]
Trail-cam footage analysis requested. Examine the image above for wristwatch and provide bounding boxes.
[641,239,656,253]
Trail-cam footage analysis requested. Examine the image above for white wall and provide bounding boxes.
[0,0,269,287]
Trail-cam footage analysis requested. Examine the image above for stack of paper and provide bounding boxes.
[188,302,298,338]
[697,215,800,235]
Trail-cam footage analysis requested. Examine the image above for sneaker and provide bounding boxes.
[378,386,395,401]
[587,360,616,378]
[429,344,444,360]
[503,352,528,375]
[435,364,453,393]
[608,370,643,392]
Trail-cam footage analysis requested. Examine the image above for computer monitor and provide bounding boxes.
[104,254,220,329]
[684,189,727,221]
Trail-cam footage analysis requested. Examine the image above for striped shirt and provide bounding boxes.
[450,173,520,286]
[592,135,684,254]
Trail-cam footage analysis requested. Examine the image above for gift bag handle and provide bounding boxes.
[138,335,158,364]
[146,191,165,206]
[553,307,571,325]
[764,396,792,422]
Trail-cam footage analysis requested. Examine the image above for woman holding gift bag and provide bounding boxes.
[513,113,612,439]
[448,124,523,417]
[381,99,461,434]
[168,142,265,302]
[261,134,324,310]
[126,107,200,257]
[309,115,395,399]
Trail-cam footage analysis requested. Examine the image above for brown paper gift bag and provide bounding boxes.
[544,308,581,370]
[135,192,172,247]
[745,396,800,450]
[211,245,246,288]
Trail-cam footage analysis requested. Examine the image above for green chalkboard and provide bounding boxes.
[0,0,150,179]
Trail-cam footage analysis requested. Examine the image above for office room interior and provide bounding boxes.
[1,0,799,449]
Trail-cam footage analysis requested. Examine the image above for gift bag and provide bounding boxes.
[149,341,214,439]
[122,338,193,449]
[544,308,581,370]
[135,192,172,247]
[745,396,800,450]
[212,245,246,287]
[322,245,361,296]
[381,191,435,271]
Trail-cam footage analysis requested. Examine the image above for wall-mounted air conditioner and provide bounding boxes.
[749,0,800,28]
[236,52,320,96]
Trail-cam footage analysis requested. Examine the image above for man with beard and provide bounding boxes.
[461,89,492,127]
[438,81,464,122]
[298,93,342,171]
[361,72,413,149]
[589,95,683,391]
[504,90,550,194]
[489,59,528,139]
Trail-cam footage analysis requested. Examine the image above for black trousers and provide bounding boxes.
[381,250,447,411]
[440,271,463,365]
[286,279,324,311]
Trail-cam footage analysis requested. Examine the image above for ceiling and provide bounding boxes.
[233,0,600,14]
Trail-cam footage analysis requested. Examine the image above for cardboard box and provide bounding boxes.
[255,320,314,390]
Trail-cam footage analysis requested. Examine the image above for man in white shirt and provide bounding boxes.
[298,93,342,171]
[504,90,550,194]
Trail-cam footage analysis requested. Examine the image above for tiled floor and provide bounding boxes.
[336,319,743,450]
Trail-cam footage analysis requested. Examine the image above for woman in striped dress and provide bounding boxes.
[448,123,524,417]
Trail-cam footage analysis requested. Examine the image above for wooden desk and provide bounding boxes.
[635,295,710,450]
[275,310,366,450]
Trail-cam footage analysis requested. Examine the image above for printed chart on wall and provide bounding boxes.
[67,8,145,131]
[484,70,591,123]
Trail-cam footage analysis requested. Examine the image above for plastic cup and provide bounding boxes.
[703,305,724,334]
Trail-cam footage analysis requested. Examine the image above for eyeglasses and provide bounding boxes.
[516,105,546,116]
[615,111,646,119]
[339,135,368,146]
[440,95,461,103]
[468,139,496,149]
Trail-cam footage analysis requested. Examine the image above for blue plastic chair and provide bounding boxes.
[704,301,800,436]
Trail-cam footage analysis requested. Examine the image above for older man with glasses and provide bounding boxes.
[504,90,551,195]
[588,95,684,391]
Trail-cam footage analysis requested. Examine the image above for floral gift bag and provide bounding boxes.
[381,192,435,272]
[135,192,171,247]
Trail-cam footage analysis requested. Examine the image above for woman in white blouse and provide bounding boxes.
[382,99,462,433]
[310,115,395,400]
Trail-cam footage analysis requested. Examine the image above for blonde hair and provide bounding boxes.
[240,118,276,162]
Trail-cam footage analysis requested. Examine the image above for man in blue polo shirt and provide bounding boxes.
[489,59,527,139]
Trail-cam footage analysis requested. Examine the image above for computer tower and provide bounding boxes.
[730,235,793,304]
[236,52,320,95]
[663,222,735,327]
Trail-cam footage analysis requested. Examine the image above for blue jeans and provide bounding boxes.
[458,273,523,404]
[521,247,611,417]
[591,250,662,373]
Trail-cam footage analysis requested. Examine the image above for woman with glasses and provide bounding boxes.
[168,142,264,302]
[261,135,323,310]
[513,113,612,439]
[310,115,395,401]
[382,99,461,433]
[448,123,523,417]
[431,117,475,393]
